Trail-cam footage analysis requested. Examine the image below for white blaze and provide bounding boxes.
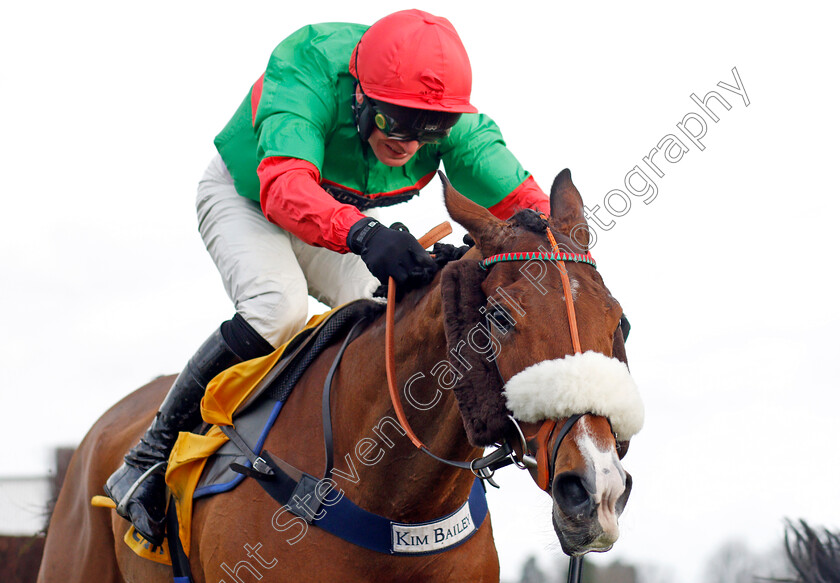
[577,417,624,546]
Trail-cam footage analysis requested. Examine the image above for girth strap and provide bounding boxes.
[244,449,489,556]
[166,500,193,583]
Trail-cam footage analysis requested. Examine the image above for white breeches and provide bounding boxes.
[196,154,380,348]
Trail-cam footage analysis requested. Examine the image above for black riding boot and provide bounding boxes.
[104,315,273,545]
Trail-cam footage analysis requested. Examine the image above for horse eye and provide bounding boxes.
[486,305,513,332]
[619,314,631,341]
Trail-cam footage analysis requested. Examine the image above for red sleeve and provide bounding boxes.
[258,156,366,252]
[487,175,550,220]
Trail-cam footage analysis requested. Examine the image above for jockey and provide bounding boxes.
[104,9,550,544]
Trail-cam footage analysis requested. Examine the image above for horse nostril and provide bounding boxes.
[616,472,633,514]
[553,472,592,516]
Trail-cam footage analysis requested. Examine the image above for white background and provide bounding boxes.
[2,2,838,581]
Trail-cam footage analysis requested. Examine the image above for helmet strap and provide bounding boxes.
[352,85,376,142]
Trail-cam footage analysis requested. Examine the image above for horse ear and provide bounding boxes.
[440,171,506,254]
[550,169,590,247]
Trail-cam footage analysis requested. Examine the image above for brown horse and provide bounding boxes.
[38,169,641,582]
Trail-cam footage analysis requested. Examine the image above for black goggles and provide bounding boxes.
[369,98,461,144]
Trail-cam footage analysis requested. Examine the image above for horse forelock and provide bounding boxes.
[508,208,549,233]
[502,210,589,260]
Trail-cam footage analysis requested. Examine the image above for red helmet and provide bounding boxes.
[349,10,478,113]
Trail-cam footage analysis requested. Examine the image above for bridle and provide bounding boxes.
[485,217,594,490]
[383,217,604,492]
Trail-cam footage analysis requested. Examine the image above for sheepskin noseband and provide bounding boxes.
[503,351,644,441]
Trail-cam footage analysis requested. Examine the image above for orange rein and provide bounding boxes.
[385,222,453,449]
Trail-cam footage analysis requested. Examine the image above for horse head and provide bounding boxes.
[438,169,644,556]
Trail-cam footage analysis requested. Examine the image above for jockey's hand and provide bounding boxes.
[347,218,437,292]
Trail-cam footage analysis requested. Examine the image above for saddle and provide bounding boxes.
[123,299,384,566]
[196,299,385,494]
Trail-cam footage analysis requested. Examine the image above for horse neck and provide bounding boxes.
[333,283,482,521]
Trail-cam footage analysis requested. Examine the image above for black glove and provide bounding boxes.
[347,218,437,292]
